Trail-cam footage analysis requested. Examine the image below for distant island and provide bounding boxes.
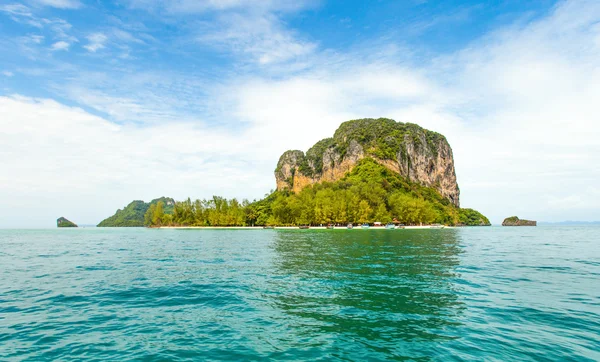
[57,217,77,228]
[99,118,490,227]
[502,216,537,226]
[538,221,600,225]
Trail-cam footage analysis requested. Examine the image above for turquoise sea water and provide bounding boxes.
[0,227,598,361]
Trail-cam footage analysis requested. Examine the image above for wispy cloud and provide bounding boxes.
[32,0,81,9]
[50,40,69,51]
[127,0,316,14]
[0,3,43,27]
[84,32,107,52]
[127,0,318,65]
[2,71,14,77]
[0,3,32,17]
[111,29,144,44]
[26,34,45,44]
[197,13,316,65]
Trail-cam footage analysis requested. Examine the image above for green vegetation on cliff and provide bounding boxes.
[458,208,491,226]
[333,118,446,160]
[98,197,174,227]
[143,159,489,227]
[302,137,335,176]
[275,118,448,180]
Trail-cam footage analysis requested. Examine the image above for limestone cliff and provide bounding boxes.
[275,118,460,207]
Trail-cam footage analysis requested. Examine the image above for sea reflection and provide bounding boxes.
[269,230,464,346]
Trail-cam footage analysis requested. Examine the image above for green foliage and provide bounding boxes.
[459,208,491,226]
[144,196,250,227]
[97,197,174,227]
[333,118,446,160]
[142,159,489,227]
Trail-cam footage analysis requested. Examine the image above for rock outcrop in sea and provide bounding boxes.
[57,217,77,228]
[275,118,460,207]
[502,216,537,226]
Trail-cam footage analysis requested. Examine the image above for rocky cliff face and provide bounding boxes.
[275,118,460,207]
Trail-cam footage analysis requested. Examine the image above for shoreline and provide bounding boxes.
[158,225,455,230]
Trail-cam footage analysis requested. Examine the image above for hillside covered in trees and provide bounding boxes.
[97,197,174,227]
[143,159,489,227]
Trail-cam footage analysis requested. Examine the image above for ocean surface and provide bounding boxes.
[0,227,598,361]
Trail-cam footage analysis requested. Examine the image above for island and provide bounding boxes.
[502,216,537,226]
[98,118,490,227]
[57,217,78,228]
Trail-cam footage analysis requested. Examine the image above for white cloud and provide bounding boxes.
[198,13,316,65]
[29,34,44,43]
[127,0,315,13]
[2,71,14,77]
[0,95,274,227]
[0,3,32,17]
[62,86,178,122]
[111,29,144,44]
[0,3,43,27]
[50,40,69,51]
[84,32,107,52]
[127,0,317,65]
[32,0,81,9]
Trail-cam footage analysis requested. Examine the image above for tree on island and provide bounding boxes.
[140,159,489,227]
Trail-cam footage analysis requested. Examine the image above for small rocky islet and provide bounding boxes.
[502,216,537,226]
[57,217,77,228]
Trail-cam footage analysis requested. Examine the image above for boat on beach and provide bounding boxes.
[385,223,395,229]
[347,223,353,229]
[361,223,370,229]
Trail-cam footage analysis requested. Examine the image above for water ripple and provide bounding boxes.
[0,227,598,361]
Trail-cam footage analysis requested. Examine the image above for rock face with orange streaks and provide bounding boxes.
[274,118,460,207]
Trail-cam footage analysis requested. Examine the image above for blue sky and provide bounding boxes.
[1,0,599,227]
